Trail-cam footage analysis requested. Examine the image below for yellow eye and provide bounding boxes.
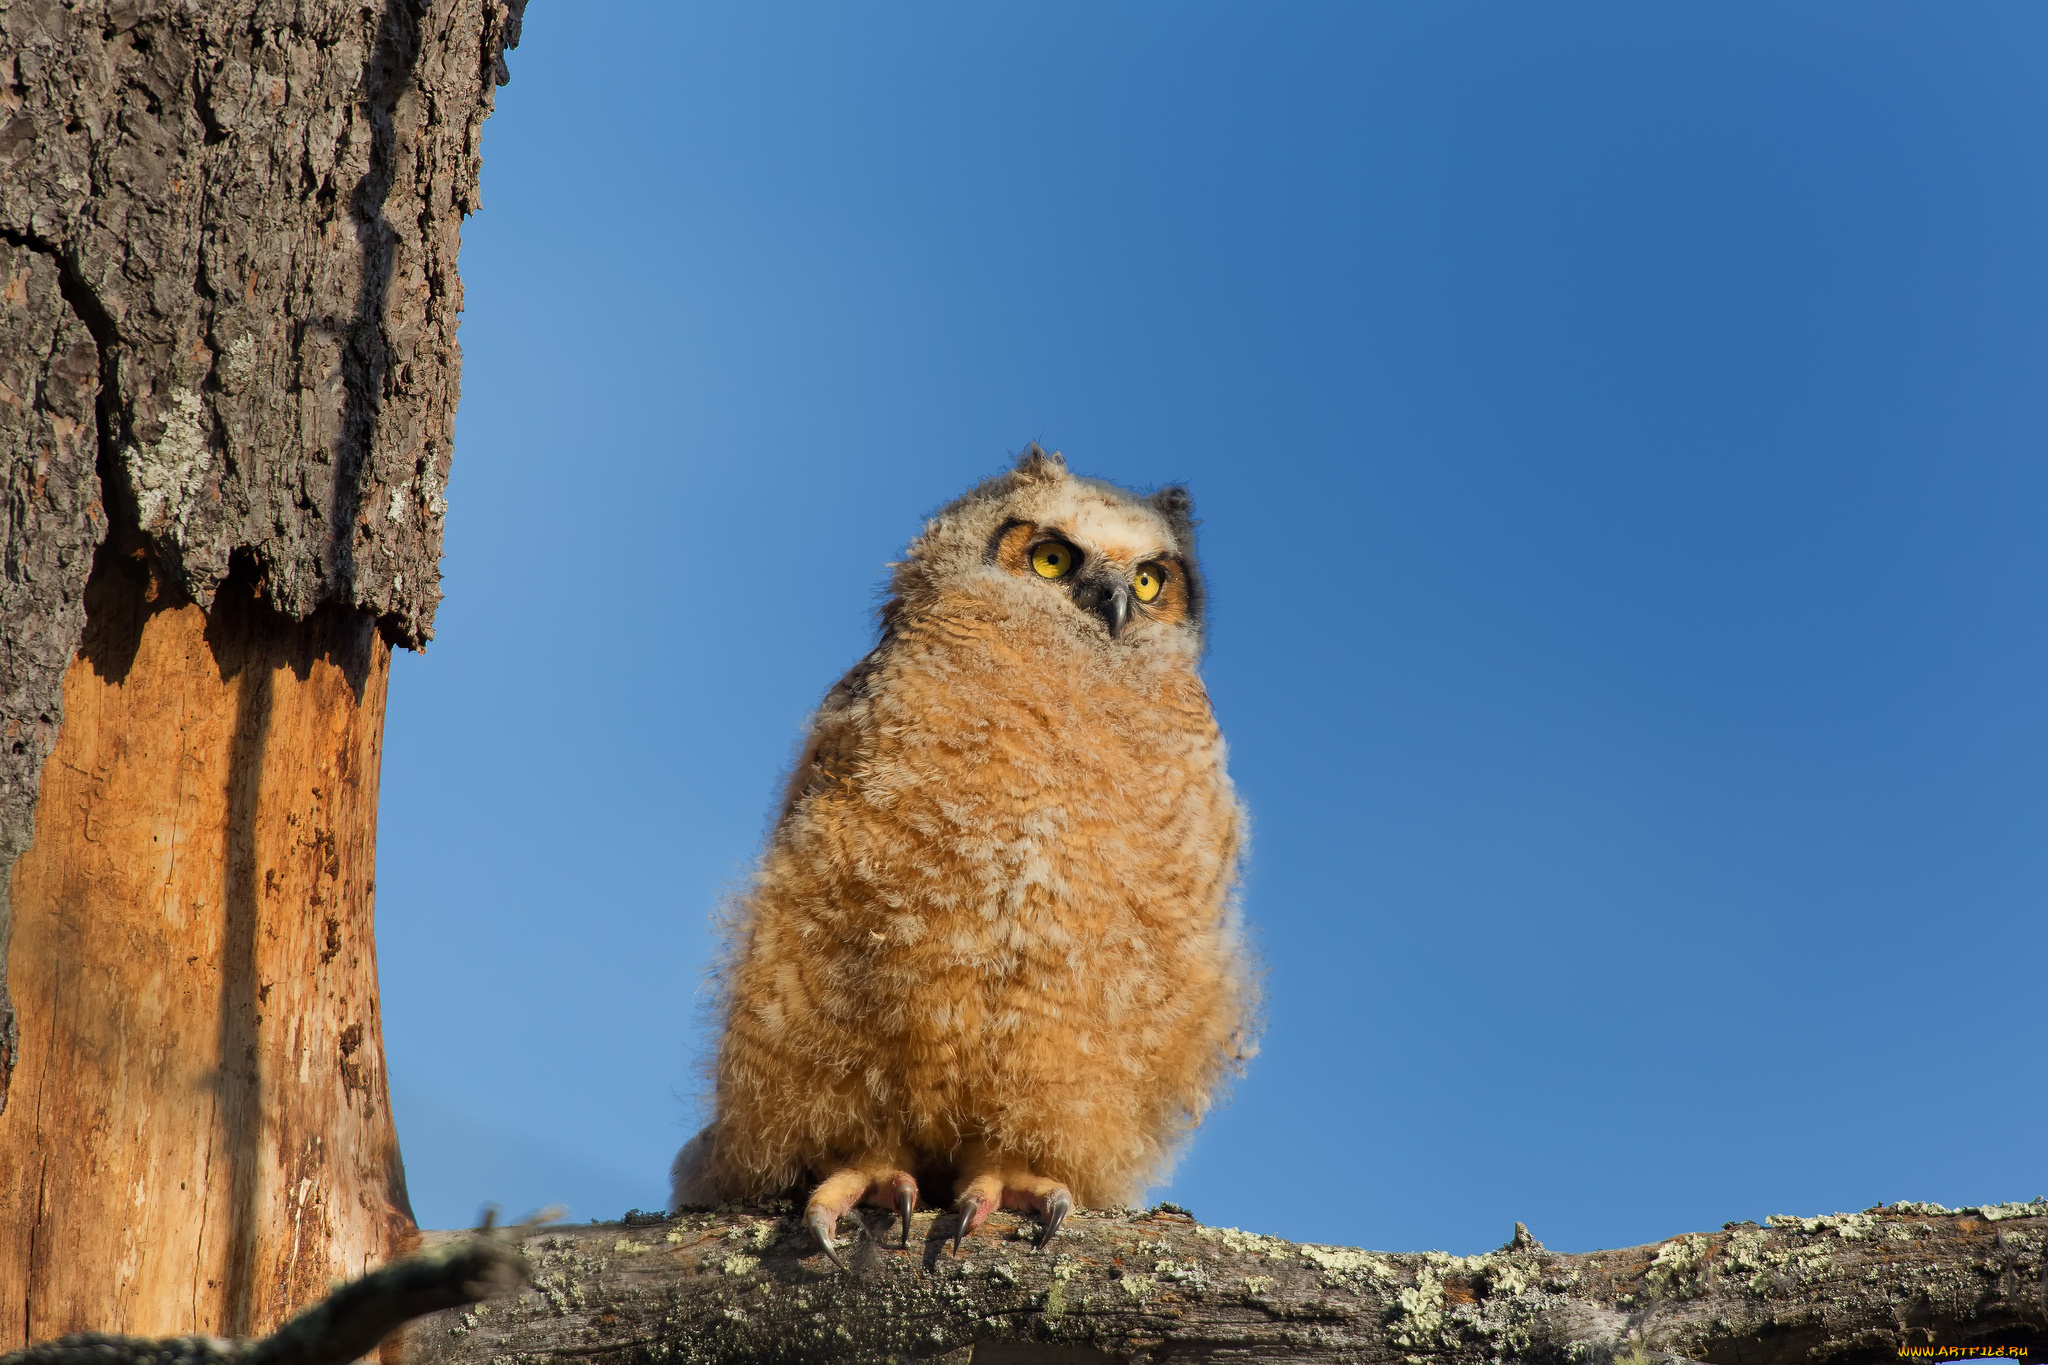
[1133,562,1166,602]
[1031,541,1077,579]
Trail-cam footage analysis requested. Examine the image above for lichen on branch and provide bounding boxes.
[393,1199,2046,1365]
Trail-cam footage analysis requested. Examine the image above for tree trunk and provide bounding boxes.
[4,539,405,1341]
[0,0,523,1346]
[400,1201,2048,1365]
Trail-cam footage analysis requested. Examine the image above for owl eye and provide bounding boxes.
[1031,541,1078,579]
[1133,562,1166,602]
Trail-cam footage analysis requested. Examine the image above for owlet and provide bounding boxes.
[671,446,1256,1264]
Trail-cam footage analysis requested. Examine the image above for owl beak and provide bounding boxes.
[1071,573,1132,639]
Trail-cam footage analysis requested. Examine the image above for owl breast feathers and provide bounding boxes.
[675,446,1257,1258]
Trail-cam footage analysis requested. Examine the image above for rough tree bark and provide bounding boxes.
[399,1200,2048,1365]
[0,0,523,1347]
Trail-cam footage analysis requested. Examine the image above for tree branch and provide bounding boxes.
[394,1199,2047,1365]
[11,1201,2040,1365]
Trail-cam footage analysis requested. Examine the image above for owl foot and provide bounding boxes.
[951,1167,1074,1253]
[804,1166,920,1268]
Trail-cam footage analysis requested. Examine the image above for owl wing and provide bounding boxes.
[771,640,886,826]
[667,1126,719,1211]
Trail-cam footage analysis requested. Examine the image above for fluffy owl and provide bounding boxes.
[672,446,1255,1264]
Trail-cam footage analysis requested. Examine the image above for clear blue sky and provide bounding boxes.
[374,3,2048,1255]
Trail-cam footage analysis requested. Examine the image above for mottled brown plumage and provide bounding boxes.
[672,448,1256,1260]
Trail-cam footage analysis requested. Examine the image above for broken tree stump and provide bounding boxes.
[0,0,525,1344]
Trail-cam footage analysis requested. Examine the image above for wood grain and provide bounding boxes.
[0,546,410,1348]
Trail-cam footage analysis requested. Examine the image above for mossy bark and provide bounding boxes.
[401,1202,2048,1365]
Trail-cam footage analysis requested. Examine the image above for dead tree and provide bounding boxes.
[403,1200,2047,1365]
[0,0,523,1347]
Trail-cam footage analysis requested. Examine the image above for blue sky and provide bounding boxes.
[374,3,2048,1255]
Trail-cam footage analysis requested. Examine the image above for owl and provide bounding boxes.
[671,446,1255,1264]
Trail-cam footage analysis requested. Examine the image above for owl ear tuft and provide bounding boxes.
[1013,444,1067,482]
[1152,485,1194,519]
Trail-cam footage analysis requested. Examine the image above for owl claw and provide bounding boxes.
[805,1206,846,1269]
[1038,1188,1072,1248]
[895,1181,916,1249]
[953,1193,988,1254]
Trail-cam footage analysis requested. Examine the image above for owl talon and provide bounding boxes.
[894,1181,916,1249]
[1037,1187,1072,1248]
[805,1207,846,1269]
[953,1193,988,1254]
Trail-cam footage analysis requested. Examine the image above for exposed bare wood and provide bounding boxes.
[0,543,407,1345]
[400,1200,2047,1365]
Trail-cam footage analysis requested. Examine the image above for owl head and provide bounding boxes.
[887,446,1207,655]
